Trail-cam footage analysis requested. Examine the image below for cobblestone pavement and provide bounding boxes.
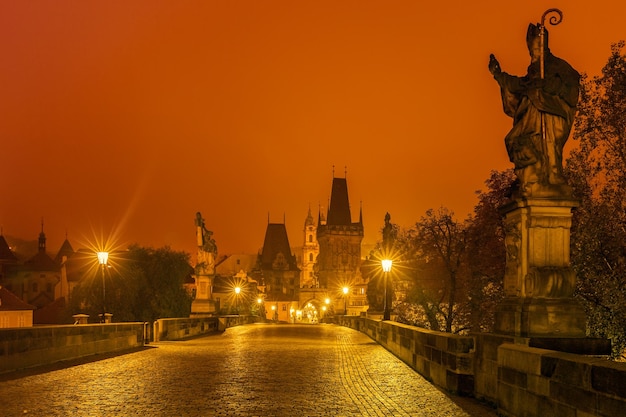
[0,324,498,417]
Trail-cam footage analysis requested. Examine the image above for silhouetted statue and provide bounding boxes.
[489,23,579,196]
[195,212,217,275]
[195,212,217,255]
[382,212,393,248]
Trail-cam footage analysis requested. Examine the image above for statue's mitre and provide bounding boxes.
[526,23,548,48]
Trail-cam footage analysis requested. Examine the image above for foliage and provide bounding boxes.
[68,245,193,323]
[389,171,512,334]
[463,169,514,332]
[566,41,626,358]
[389,208,470,333]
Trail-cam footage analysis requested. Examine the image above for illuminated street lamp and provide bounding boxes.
[382,259,392,320]
[234,286,241,314]
[342,286,349,315]
[97,251,109,323]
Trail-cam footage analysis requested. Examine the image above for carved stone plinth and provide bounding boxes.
[191,274,216,315]
[495,297,586,337]
[494,198,587,338]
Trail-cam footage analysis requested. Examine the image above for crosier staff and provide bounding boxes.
[539,8,563,184]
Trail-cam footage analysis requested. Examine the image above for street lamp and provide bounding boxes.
[342,286,349,315]
[234,286,241,314]
[382,259,392,320]
[97,251,109,323]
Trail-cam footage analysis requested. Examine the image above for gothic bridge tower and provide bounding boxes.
[316,176,366,315]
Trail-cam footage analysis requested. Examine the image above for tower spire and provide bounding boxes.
[38,217,46,253]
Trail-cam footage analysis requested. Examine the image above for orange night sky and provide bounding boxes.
[1,1,624,259]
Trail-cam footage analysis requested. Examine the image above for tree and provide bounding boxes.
[68,245,193,322]
[394,207,469,333]
[464,169,514,332]
[566,41,626,358]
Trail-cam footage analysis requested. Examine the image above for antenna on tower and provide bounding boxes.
[344,166,347,178]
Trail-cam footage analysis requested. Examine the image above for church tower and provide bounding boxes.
[316,175,366,315]
[301,206,319,288]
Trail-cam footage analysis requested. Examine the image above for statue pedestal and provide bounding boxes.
[494,197,587,338]
[191,274,216,316]
[495,297,586,337]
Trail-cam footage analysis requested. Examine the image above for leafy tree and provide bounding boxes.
[463,169,514,332]
[566,41,626,358]
[68,245,193,322]
[393,207,469,333]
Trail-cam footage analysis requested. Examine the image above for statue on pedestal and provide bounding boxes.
[191,212,218,315]
[195,211,217,275]
[489,12,580,197]
[488,11,594,341]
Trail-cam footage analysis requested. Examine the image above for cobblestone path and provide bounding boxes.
[0,324,497,416]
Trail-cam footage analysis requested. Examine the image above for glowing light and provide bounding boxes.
[342,287,349,295]
[97,251,109,265]
[382,259,392,272]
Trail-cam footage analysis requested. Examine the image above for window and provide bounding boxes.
[309,253,313,262]
[282,304,287,311]
[308,234,313,242]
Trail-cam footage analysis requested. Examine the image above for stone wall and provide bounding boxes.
[337,316,475,395]
[497,343,626,417]
[154,317,219,341]
[0,323,145,374]
[337,316,626,417]
[153,315,261,342]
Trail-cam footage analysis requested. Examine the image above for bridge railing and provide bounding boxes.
[0,323,144,374]
[336,315,626,417]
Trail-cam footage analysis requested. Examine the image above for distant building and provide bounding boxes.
[316,176,367,316]
[0,285,35,328]
[300,206,319,288]
[212,254,261,314]
[257,222,300,321]
[0,224,88,324]
[4,224,61,312]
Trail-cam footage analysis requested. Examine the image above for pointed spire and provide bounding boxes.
[38,217,46,253]
[359,201,363,224]
[305,204,315,226]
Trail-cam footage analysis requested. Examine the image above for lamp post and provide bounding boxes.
[234,286,241,314]
[342,286,349,315]
[382,259,392,321]
[97,251,109,323]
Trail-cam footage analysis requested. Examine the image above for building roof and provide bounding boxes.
[215,254,258,275]
[304,206,315,226]
[260,223,299,271]
[0,286,35,311]
[24,250,60,272]
[54,238,75,264]
[0,235,18,262]
[327,177,352,225]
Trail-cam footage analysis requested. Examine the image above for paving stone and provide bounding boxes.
[0,324,497,416]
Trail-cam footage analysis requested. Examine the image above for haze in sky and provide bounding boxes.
[1,1,624,259]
